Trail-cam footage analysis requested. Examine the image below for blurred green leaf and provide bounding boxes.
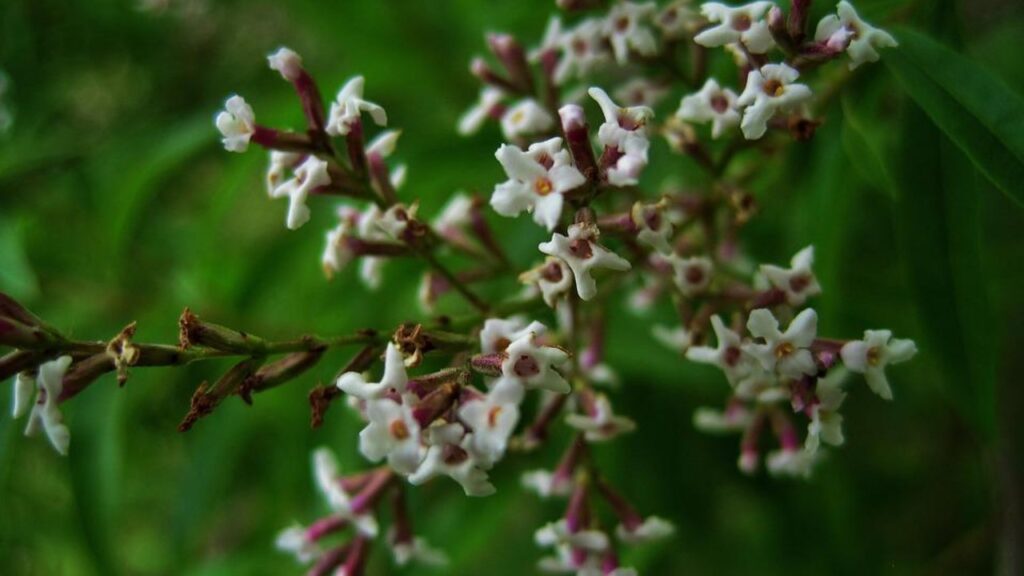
[885,28,1024,208]
[0,217,39,300]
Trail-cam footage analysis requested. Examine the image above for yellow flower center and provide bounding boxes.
[390,420,410,440]
[774,342,795,359]
[866,346,882,366]
[534,177,554,195]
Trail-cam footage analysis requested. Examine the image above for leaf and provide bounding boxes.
[885,27,1024,207]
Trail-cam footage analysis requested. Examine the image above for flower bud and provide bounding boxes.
[559,104,598,181]
[487,33,533,93]
[238,347,326,404]
[179,357,264,432]
[178,308,266,354]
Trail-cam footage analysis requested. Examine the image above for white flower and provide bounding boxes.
[432,193,474,236]
[535,520,609,552]
[325,76,387,136]
[745,308,819,379]
[631,201,674,254]
[538,544,594,574]
[736,63,812,140]
[766,448,818,479]
[215,95,255,153]
[492,138,586,231]
[480,317,546,354]
[337,342,408,400]
[667,254,713,297]
[565,393,636,442]
[501,330,571,394]
[390,533,449,567]
[589,87,654,186]
[686,315,758,385]
[759,245,822,306]
[551,18,611,84]
[616,516,675,544]
[458,386,521,467]
[806,372,847,453]
[521,469,572,498]
[267,46,303,82]
[656,0,700,39]
[522,257,575,308]
[840,329,917,400]
[312,448,379,536]
[376,202,418,241]
[458,87,505,135]
[321,208,359,278]
[266,151,302,196]
[272,156,331,230]
[500,99,555,140]
[408,423,496,496]
[12,356,72,455]
[614,78,670,108]
[677,78,741,139]
[694,1,776,53]
[603,2,659,64]
[652,325,692,353]
[359,397,423,475]
[539,223,631,301]
[693,405,753,433]
[275,524,319,564]
[366,128,401,159]
[814,1,898,70]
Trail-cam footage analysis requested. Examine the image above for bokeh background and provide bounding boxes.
[1,0,1022,574]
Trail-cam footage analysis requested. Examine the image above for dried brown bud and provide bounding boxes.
[238,346,326,404]
[178,308,266,354]
[178,357,263,432]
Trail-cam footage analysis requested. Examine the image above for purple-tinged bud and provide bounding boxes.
[306,515,348,542]
[595,477,644,531]
[487,33,534,93]
[349,469,394,514]
[470,57,518,93]
[308,544,349,576]
[248,125,316,153]
[411,382,458,428]
[559,104,598,182]
[787,0,812,43]
[767,6,797,54]
[470,352,504,376]
[339,535,370,576]
[238,346,326,404]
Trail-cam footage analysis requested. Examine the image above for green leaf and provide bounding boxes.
[885,27,1024,207]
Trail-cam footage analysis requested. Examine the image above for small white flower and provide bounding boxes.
[521,257,575,308]
[759,245,822,306]
[337,342,408,400]
[589,87,654,187]
[652,325,692,353]
[272,156,331,230]
[551,18,611,84]
[267,46,303,82]
[656,0,700,39]
[736,63,813,140]
[694,1,776,53]
[501,330,571,394]
[215,95,255,153]
[616,516,675,544]
[745,308,819,379]
[815,1,898,69]
[13,356,73,455]
[408,423,495,496]
[766,447,818,479]
[326,76,387,136]
[266,151,302,196]
[535,520,609,551]
[806,372,847,453]
[492,138,586,231]
[631,201,674,254]
[840,329,917,400]
[500,99,555,140]
[359,397,423,475]
[565,393,636,442]
[432,193,474,236]
[458,87,505,135]
[666,254,713,297]
[312,448,379,536]
[677,78,741,139]
[390,533,449,567]
[539,223,631,301]
[614,78,670,108]
[693,405,753,433]
[275,524,319,564]
[603,2,659,64]
[366,128,401,159]
[686,315,757,386]
[321,207,359,278]
[521,469,572,498]
[480,318,546,354]
[376,202,418,241]
[458,386,521,467]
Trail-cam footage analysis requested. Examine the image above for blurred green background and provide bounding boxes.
[1,0,1023,574]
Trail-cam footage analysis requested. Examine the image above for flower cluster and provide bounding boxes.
[3,1,912,575]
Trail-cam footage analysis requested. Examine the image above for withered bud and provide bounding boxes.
[470,352,505,377]
[238,347,326,404]
[178,357,263,432]
[107,322,141,387]
[308,384,342,429]
[787,115,821,141]
[178,308,266,354]
[59,353,116,403]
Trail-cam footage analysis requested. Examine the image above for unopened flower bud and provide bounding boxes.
[487,33,534,93]
[239,346,326,403]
